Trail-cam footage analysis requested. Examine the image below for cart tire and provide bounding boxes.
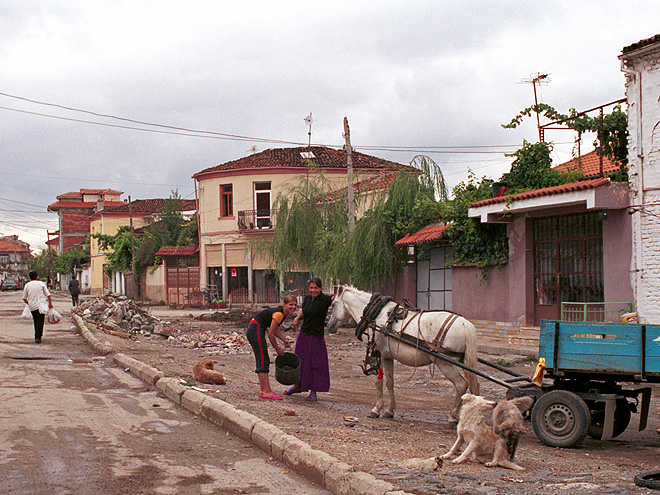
[587,399,632,440]
[531,390,591,448]
[634,470,660,489]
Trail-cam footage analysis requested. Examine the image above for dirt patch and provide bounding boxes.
[80,307,660,494]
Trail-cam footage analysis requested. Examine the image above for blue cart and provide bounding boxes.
[525,320,660,447]
[379,319,660,448]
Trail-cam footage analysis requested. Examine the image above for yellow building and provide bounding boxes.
[192,146,406,304]
[89,199,196,295]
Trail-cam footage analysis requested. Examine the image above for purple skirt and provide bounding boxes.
[293,332,330,393]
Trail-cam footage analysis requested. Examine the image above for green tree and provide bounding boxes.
[267,157,446,288]
[440,172,508,274]
[30,248,57,279]
[93,226,136,275]
[503,103,628,179]
[499,140,581,194]
[53,245,90,274]
[92,191,199,281]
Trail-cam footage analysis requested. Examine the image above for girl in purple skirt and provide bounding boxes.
[285,278,334,401]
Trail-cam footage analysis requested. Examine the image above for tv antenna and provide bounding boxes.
[304,113,313,149]
[519,72,550,141]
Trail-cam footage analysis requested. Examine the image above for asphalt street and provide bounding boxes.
[0,289,330,494]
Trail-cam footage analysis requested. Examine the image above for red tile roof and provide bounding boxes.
[56,188,123,200]
[0,238,30,253]
[102,199,197,214]
[155,246,199,256]
[552,150,621,176]
[395,222,449,246]
[325,171,405,200]
[193,146,407,178]
[80,188,122,195]
[622,34,660,54]
[470,177,611,208]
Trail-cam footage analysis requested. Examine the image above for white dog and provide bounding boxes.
[441,393,533,471]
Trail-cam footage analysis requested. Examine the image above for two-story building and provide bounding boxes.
[193,146,407,304]
[0,235,30,279]
[89,198,196,295]
[48,188,124,254]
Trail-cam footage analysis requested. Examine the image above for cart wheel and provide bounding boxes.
[587,399,632,440]
[635,470,660,489]
[531,390,591,448]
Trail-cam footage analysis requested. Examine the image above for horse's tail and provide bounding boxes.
[463,320,480,395]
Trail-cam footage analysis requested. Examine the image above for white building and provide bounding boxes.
[620,34,660,323]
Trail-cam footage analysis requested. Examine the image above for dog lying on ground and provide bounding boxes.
[192,359,226,385]
[441,393,534,471]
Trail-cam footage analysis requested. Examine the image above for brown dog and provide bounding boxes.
[441,394,533,471]
[192,359,226,385]
[487,396,534,470]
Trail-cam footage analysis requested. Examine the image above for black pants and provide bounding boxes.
[30,309,45,340]
[71,292,79,306]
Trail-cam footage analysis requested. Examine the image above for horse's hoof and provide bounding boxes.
[368,411,380,418]
[382,411,394,419]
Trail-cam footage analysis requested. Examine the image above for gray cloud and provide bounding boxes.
[1,1,658,248]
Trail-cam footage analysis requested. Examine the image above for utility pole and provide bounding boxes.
[343,117,355,234]
[129,196,136,298]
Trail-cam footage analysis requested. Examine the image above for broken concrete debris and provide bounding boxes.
[73,295,248,354]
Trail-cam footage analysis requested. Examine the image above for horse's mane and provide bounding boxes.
[340,284,370,295]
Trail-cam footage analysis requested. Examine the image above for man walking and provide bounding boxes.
[22,271,53,343]
[68,275,80,307]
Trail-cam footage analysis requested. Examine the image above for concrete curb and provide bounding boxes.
[72,314,113,355]
[74,316,413,495]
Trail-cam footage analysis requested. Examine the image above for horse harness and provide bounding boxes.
[356,293,465,375]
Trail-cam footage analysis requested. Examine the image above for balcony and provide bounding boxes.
[238,209,275,231]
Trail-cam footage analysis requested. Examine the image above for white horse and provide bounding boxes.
[326,285,479,420]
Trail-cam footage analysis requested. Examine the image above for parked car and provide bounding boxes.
[1,277,21,291]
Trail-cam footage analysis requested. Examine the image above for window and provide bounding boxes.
[220,184,233,217]
[254,182,271,227]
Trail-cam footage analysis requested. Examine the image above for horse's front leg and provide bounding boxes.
[369,370,384,418]
[381,358,396,418]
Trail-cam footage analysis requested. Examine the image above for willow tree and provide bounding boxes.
[266,156,447,289]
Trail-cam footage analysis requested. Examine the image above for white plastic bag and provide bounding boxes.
[21,305,32,320]
[47,308,62,324]
[38,296,49,315]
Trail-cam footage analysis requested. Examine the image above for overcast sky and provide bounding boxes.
[1,1,658,250]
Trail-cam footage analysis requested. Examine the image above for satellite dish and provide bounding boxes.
[304,113,313,125]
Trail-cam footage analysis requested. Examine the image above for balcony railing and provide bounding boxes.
[238,209,275,231]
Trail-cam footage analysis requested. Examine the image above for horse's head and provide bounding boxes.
[326,285,351,334]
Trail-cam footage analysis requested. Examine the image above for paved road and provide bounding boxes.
[0,290,329,494]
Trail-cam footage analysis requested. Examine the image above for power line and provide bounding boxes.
[0,91,538,154]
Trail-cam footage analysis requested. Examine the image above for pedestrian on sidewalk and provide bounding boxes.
[246,295,297,400]
[22,270,53,343]
[285,278,334,402]
[68,275,80,307]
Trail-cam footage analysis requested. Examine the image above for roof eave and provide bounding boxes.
[469,183,629,223]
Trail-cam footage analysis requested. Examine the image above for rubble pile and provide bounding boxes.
[178,330,248,354]
[74,295,249,354]
[75,295,162,337]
